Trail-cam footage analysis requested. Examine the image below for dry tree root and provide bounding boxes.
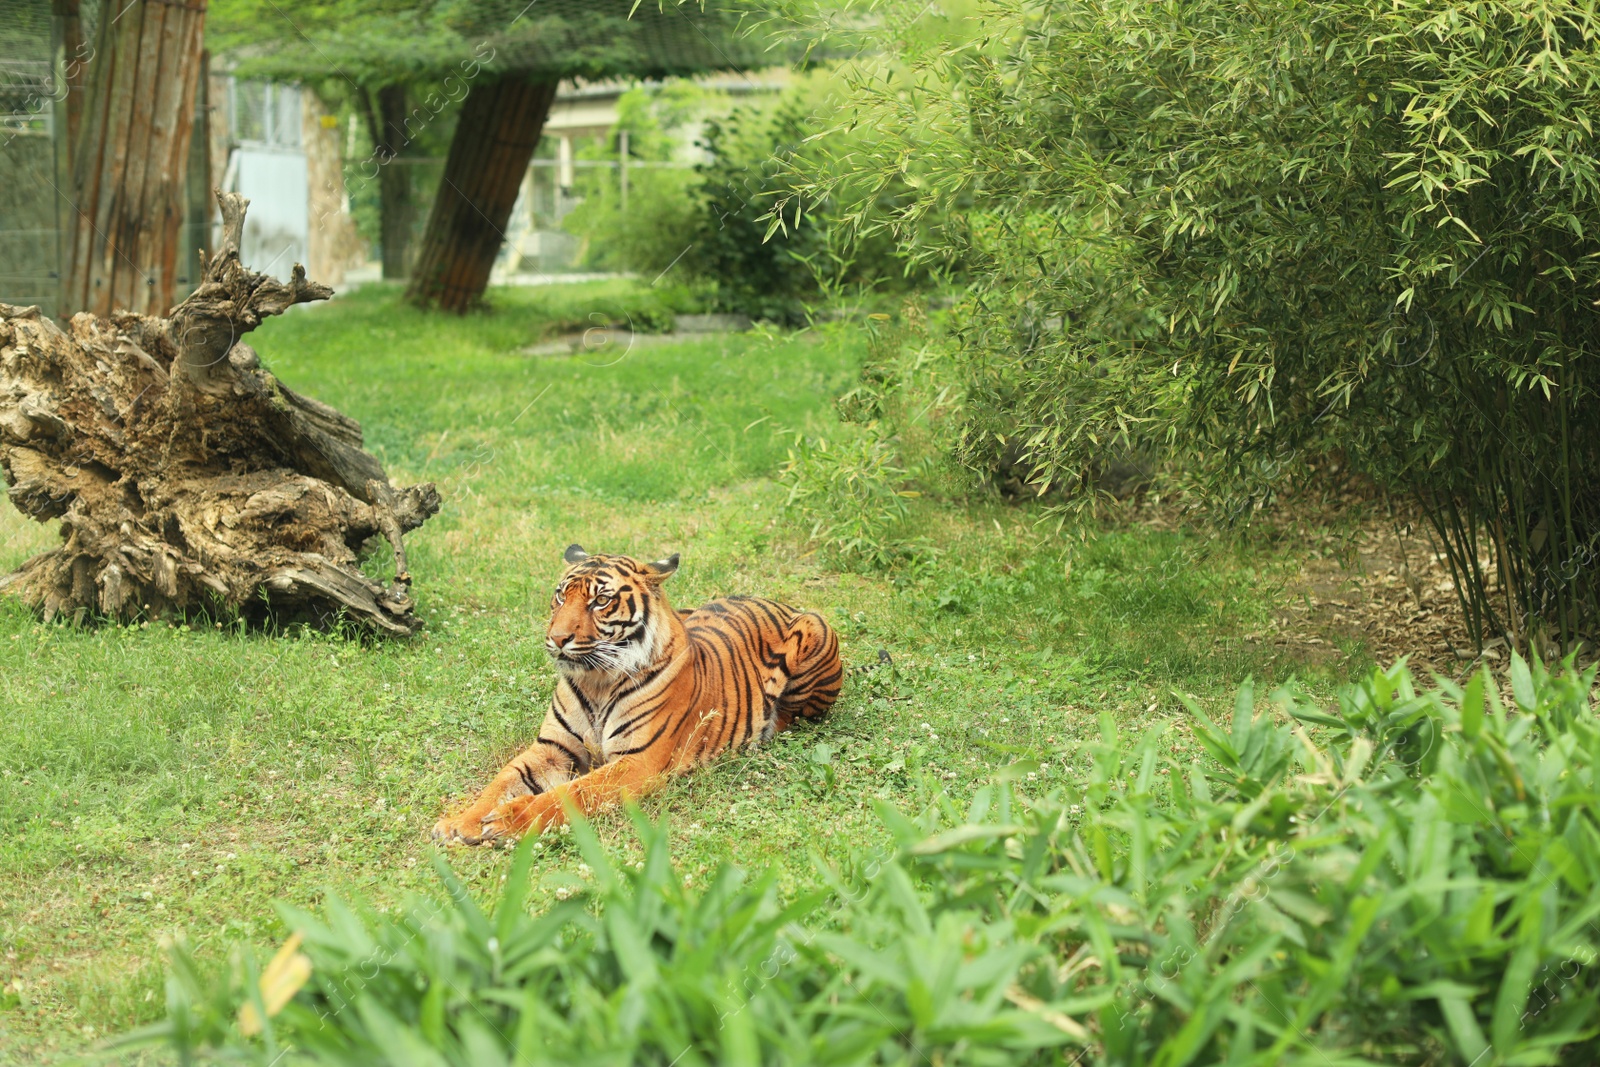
[0,191,440,636]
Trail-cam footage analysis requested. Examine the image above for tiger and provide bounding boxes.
[433,544,850,844]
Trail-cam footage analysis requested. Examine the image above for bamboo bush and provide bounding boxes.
[783,0,1600,652]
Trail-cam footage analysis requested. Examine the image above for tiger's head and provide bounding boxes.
[546,543,679,677]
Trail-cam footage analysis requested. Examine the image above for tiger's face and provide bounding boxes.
[546,544,679,677]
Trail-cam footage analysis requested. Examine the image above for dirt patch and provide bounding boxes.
[1120,489,1507,679]
[1265,513,1488,678]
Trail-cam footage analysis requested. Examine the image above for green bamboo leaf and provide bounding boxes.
[1091,824,1115,883]
[605,907,660,989]
[569,812,622,896]
[1437,994,1490,1061]
[1491,903,1543,1052]
[1178,693,1239,766]
[494,834,541,945]
[429,852,492,944]
[809,932,910,988]
[1510,652,1537,712]
[1461,667,1487,740]
[908,824,1025,855]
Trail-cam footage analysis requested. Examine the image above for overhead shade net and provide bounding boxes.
[456,0,800,78]
[213,0,810,83]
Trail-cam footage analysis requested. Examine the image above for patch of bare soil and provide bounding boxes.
[1123,487,1501,680]
[1270,512,1488,679]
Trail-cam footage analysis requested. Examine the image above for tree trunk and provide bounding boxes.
[1,192,440,636]
[360,86,417,280]
[51,0,88,153]
[406,78,558,313]
[62,0,207,319]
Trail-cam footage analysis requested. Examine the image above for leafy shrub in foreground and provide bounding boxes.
[897,655,1600,1064]
[128,656,1600,1064]
[128,813,1063,1066]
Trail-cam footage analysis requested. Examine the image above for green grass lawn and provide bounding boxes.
[0,282,1357,1062]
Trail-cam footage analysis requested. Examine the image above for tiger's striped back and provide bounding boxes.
[678,595,841,756]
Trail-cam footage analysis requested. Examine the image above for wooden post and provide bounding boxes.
[619,128,629,215]
[179,49,211,294]
[62,0,207,318]
[407,77,559,313]
[51,0,88,152]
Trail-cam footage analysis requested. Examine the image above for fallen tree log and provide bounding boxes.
[0,192,440,636]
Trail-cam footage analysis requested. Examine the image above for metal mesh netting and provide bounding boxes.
[460,0,801,78]
[0,0,58,309]
[0,0,52,122]
[216,0,813,83]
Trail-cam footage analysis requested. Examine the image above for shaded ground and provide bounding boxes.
[1124,481,1503,682]
[1286,512,1488,677]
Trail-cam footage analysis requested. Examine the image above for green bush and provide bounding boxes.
[687,88,931,325]
[687,98,837,326]
[126,655,1600,1064]
[563,73,940,325]
[126,813,1065,1065]
[778,307,967,571]
[776,422,925,570]
[560,82,706,277]
[903,654,1600,1063]
[803,0,1600,651]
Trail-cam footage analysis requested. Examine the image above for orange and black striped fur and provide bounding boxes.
[434,544,845,844]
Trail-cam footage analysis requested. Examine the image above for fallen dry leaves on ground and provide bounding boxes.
[1121,483,1533,681]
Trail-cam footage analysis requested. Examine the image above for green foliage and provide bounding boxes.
[688,98,835,325]
[897,653,1600,1064]
[129,809,1068,1065]
[777,421,924,570]
[561,83,706,275]
[206,0,794,85]
[557,86,832,322]
[778,306,971,570]
[563,72,940,324]
[133,655,1600,1064]
[803,0,1600,648]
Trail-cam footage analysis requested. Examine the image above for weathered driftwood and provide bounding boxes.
[0,192,439,636]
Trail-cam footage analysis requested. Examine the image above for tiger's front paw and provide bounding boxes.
[431,804,506,845]
[432,794,562,846]
[484,793,565,838]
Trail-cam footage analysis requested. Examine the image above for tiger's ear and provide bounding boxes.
[644,553,679,581]
[563,543,589,564]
